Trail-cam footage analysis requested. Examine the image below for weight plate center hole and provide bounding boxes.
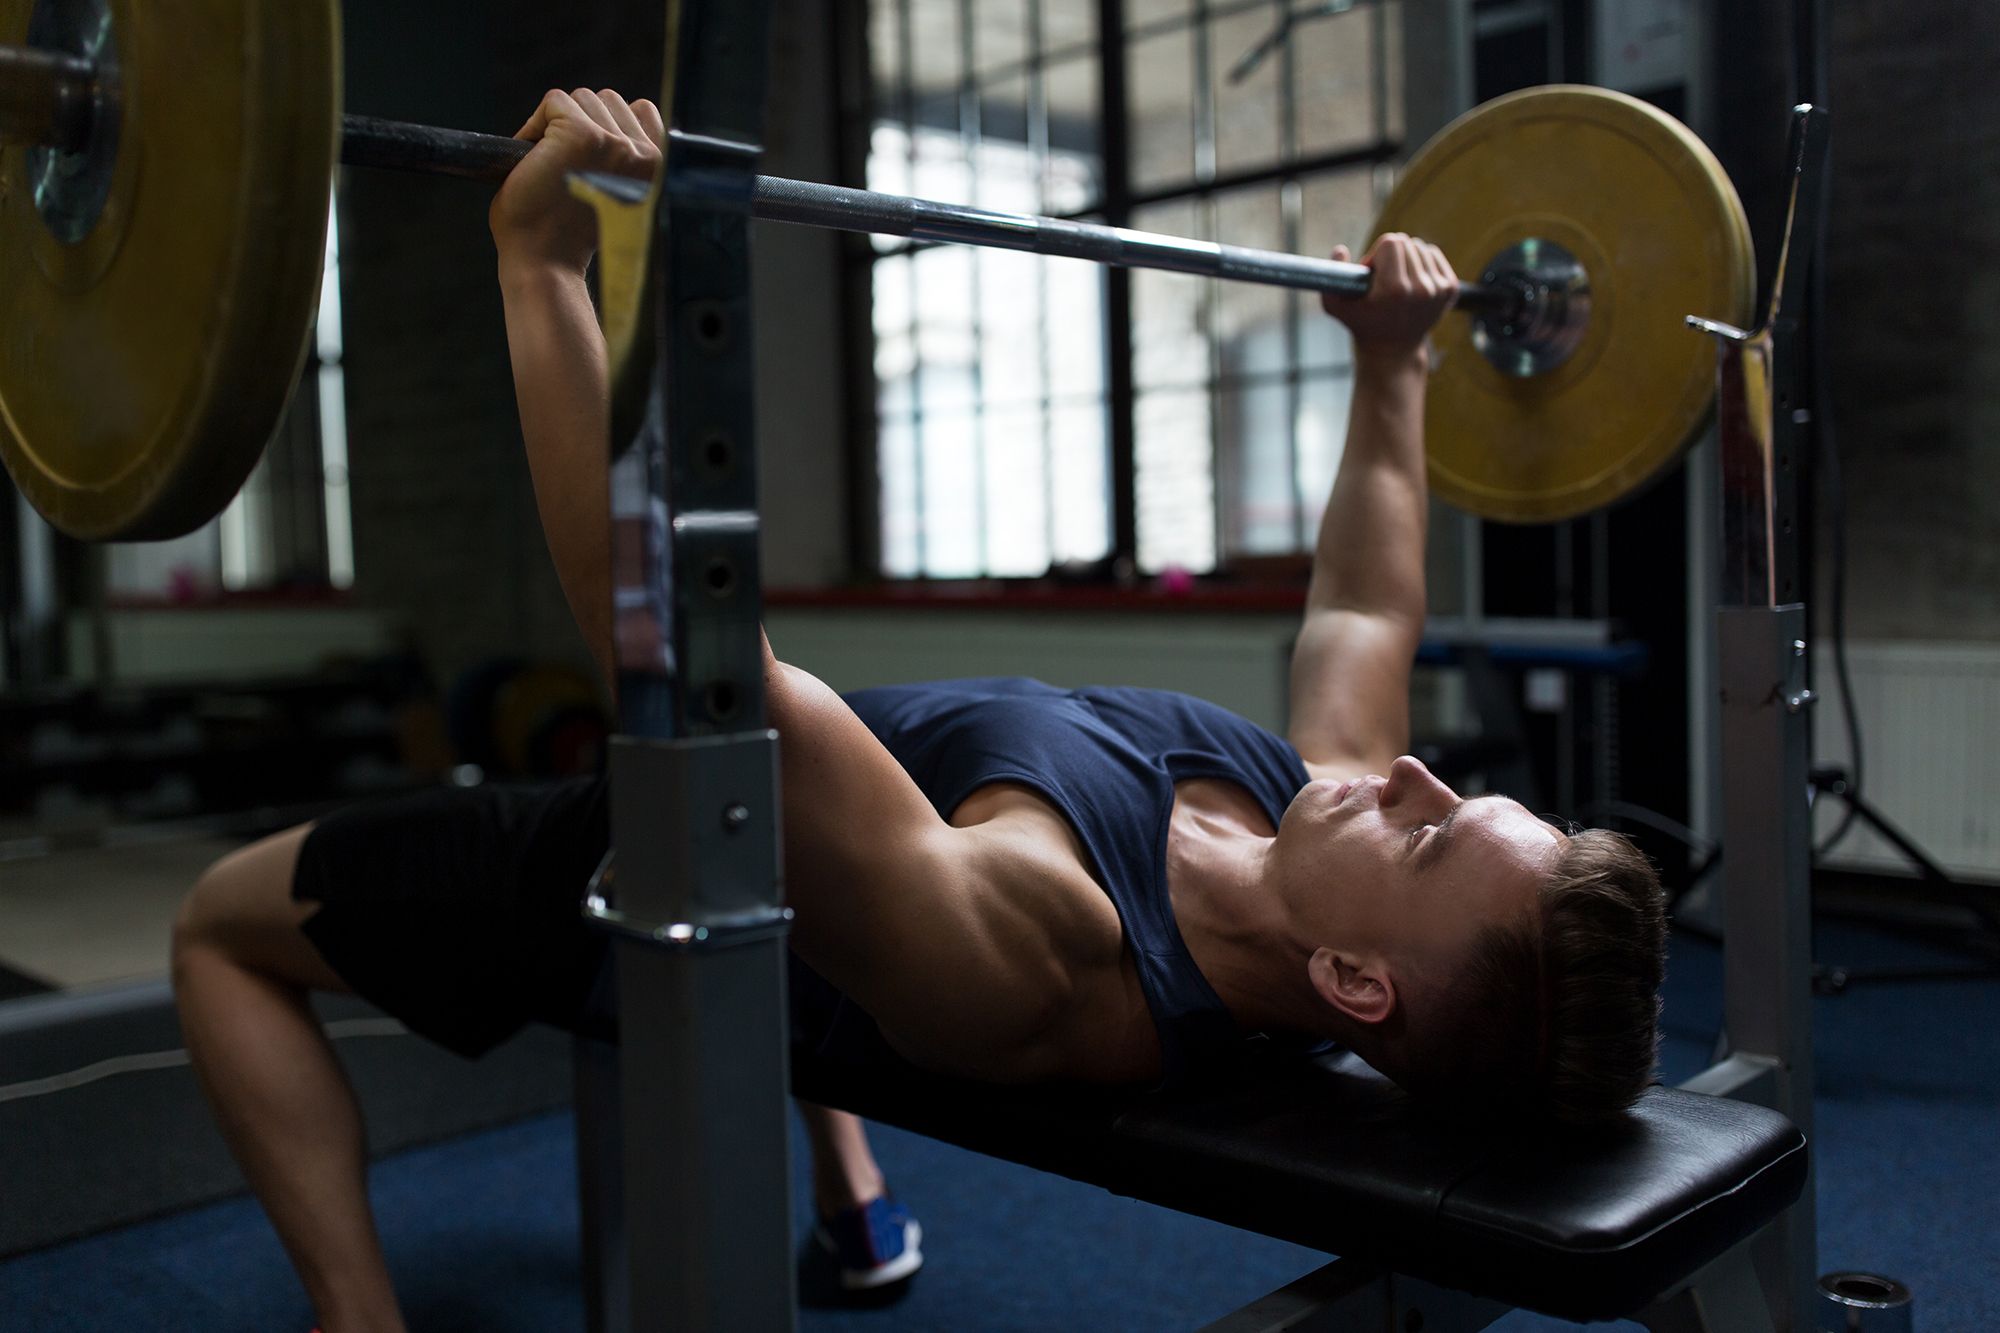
[1471,237,1592,379]
[25,0,122,244]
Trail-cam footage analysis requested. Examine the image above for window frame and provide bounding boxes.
[845,0,1407,587]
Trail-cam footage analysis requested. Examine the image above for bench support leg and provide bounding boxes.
[1639,1245,1777,1333]
[1197,1258,1506,1333]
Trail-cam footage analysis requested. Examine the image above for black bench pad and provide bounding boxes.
[792,1048,1806,1323]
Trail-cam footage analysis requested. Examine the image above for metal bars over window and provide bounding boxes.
[863,0,1404,578]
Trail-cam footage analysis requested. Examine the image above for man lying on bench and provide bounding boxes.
[169,88,1667,1333]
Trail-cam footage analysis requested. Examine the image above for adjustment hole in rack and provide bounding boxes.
[699,431,735,479]
[690,302,729,351]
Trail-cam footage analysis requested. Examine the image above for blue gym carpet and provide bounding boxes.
[1,921,1993,1331]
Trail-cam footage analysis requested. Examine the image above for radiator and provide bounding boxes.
[1812,640,2000,883]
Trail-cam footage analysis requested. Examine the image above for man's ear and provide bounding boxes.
[1307,947,1397,1025]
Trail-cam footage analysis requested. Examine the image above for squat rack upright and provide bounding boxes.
[569,3,797,1329]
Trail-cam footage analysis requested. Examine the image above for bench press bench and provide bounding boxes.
[790,1046,1807,1330]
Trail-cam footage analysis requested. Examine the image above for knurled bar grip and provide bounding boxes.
[0,38,1513,317]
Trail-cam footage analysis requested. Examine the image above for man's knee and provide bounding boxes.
[172,851,253,975]
[171,825,323,985]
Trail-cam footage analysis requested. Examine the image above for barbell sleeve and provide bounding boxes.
[2,43,1515,316]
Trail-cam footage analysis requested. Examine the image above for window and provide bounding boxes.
[103,199,354,599]
[863,0,1405,578]
[868,2,1110,578]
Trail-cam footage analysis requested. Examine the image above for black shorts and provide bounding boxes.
[294,776,615,1058]
[293,776,884,1065]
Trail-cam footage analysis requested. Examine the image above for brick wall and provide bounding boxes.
[336,0,847,693]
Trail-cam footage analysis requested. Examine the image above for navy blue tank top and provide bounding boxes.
[845,677,1314,1085]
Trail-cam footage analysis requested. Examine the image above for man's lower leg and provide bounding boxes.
[172,835,407,1333]
[176,942,404,1332]
[798,1100,887,1218]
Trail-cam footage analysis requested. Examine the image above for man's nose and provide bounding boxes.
[1383,755,1451,812]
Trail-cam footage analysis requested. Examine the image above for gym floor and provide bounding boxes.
[0,838,237,993]
[0,846,1991,1331]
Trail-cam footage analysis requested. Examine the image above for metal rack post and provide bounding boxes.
[575,3,797,1330]
[1680,102,1828,1333]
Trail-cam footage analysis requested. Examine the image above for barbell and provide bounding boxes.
[0,0,1753,539]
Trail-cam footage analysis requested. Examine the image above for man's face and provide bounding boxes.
[1275,755,1565,975]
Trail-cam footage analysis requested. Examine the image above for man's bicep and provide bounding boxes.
[1286,609,1419,774]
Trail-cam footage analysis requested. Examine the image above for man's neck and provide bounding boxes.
[1168,807,1335,1037]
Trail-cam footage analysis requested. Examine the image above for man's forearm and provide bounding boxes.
[1304,347,1430,624]
[499,259,614,680]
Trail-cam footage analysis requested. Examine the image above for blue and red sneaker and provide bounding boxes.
[813,1193,923,1290]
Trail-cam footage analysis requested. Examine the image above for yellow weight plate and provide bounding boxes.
[0,0,342,540]
[1375,85,1755,523]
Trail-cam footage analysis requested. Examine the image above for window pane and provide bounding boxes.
[1135,388,1215,574]
[1215,379,1296,556]
[1042,2,1095,50]
[976,68,1029,179]
[1380,0,1406,142]
[1125,0,1190,32]
[1045,55,1102,189]
[866,25,1109,579]
[1212,184,1286,380]
[1297,169,1377,370]
[1050,398,1110,565]
[972,104,1038,211]
[1209,6,1283,174]
[909,0,965,119]
[1130,198,1207,392]
[1046,258,1105,399]
[1294,2,1386,157]
[983,402,1050,575]
[972,0,1031,76]
[873,252,915,381]
[920,405,983,575]
[913,244,978,412]
[1295,369,1356,540]
[910,123,974,204]
[880,411,922,576]
[870,0,905,114]
[979,248,1044,406]
[1129,27,1196,190]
